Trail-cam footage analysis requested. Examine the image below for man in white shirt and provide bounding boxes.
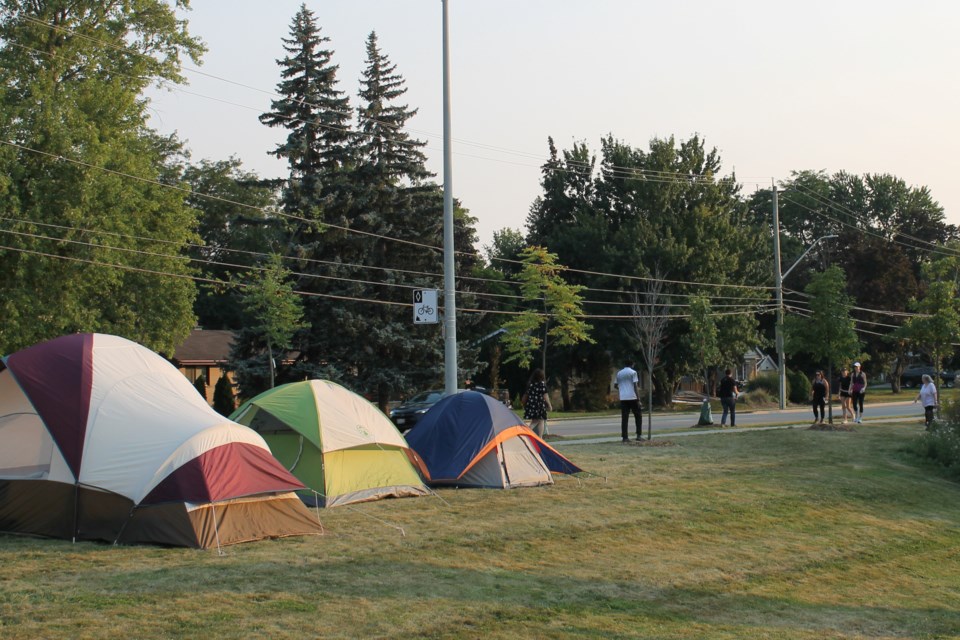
[616,361,643,442]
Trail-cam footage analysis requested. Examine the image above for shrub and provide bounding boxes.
[914,399,960,478]
[741,388,775,408]
[213,374,237,416]
[193,375,207,400]
[787,369,811,405]
[748,373,783,398]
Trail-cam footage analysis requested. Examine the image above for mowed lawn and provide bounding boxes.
[2,423,959,639]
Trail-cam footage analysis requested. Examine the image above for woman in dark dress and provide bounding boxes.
[523,369,552,437]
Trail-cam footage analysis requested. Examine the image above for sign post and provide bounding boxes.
[413,289,439,324]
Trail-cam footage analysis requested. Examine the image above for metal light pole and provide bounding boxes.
[441,0,458,395]
[773,183,786,409]
[773,178,838,409]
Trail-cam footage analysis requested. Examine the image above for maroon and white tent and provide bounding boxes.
[0,333,322,548]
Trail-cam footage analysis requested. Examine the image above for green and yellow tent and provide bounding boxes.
[231,380,429,507]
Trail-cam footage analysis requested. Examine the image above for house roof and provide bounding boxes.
[172,329,235,365]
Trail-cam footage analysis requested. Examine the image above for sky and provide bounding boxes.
[147,0,960,251]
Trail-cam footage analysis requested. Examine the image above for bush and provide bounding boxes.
[914,399,960,478]
[193,375,207,400]
[787,369,811,405]
[741,388,775,408]
[213,374,237,416]
[748,373,783,398]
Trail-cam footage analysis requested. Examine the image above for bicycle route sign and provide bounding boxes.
[413,289,439,324]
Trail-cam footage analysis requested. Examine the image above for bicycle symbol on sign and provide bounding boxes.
[413,289,439,324]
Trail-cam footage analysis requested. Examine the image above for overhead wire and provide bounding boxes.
[0,223,777,316]
[0,138,779,299]
[12,16,939,327]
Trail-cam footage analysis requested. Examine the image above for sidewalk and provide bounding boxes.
[550,424,794,446]
[549,415,921,447]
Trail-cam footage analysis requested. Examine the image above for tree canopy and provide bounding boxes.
[0,0,204,355]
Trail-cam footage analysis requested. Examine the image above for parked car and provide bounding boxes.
[899,366,955,388]
[389,390,446,431]
[389,387,492,431]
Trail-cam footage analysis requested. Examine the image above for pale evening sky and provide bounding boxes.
[147,1,960,251]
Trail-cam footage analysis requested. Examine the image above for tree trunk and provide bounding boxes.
[267,343,275,389]
[890,346,906,393]
[646,365,654,441]
[377,381,390,415]
[826,360,834,424]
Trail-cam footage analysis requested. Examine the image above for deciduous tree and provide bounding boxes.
[0,0,205,354]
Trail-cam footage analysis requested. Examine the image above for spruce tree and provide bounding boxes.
[259,2,352,219]
[327,31,449,411]
[213,374,237,416]
[254,4,353,385]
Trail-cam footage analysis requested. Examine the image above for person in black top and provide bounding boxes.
[811,370,828,425]
[718,369,739,427]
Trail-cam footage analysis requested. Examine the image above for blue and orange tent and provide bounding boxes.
[405,391,582,488]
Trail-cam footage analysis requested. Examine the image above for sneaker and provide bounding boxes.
[635,437,643,441]
[622,438,629,444]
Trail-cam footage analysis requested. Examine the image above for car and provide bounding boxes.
[899,366,955,389]
[388,387,492,431]
[389,389,446,431]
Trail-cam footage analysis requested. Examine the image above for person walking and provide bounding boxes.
[838,367,853,424]
[523,369,552,437]
[616,360,643,442]
[851,362,868,423]
[914,373,938,428]
[810,371,828,425]
[718,369,739,428]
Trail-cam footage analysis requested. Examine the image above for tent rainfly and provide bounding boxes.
[404,391,583,488]
[0,333,322,548]
[231,380,430,507]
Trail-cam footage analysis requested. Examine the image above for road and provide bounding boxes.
[547,400,923,438]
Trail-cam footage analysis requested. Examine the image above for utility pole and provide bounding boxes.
[441,0,458,395]
[772,180,786,410]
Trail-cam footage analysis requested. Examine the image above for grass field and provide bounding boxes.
[2,423,959,639]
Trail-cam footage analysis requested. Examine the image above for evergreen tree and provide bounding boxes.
[212,373,236,416]
[193,375,207,401]
[259,2,352,222]
[318,31,456,411]
[0,1,204,355]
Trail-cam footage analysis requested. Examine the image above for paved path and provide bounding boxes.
[549,398,923,440]
[548,415,922,447]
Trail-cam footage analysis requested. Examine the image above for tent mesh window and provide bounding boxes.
[243,408,294,434]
